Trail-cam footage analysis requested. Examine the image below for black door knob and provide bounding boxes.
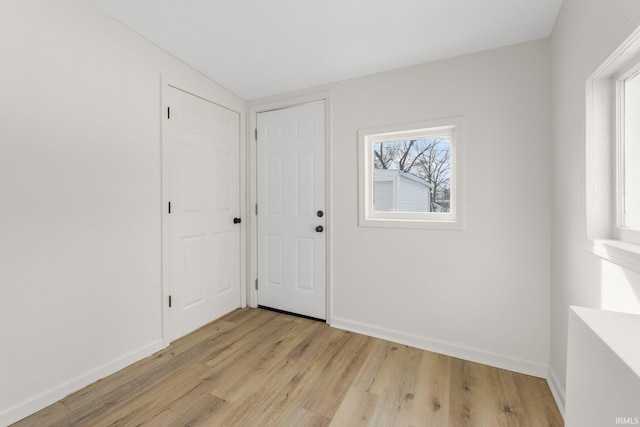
[233,218,241,224]
[315,225,324,232]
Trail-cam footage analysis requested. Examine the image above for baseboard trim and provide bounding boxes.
[0,339,164,426]
[547,365,566,419]
[330,316,549,378]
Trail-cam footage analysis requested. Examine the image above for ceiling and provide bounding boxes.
[85,0,564,100]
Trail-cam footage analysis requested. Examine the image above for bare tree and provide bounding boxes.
[417,140,450,211]
[373,142,396,169]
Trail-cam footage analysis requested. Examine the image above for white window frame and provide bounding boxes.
[585,23,640,272]
[615,65,640,245]
[358,116,464,230]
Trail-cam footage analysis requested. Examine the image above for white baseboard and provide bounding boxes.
[0,339,164,427]
[547,365,566,419]
[330,316,549,378]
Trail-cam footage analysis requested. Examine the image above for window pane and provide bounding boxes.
[624,75,640,230]
[372,137,451,213]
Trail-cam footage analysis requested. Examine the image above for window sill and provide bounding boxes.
[586,238,640,273]
[359,217,463,230]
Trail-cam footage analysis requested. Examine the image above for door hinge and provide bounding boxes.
[255,278,258,290]
[169,295,172,308]
[167,107,171,119]
[255,128,258,141]
[255,204,258,215]
[168,201,171,214]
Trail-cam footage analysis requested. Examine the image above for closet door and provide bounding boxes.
[166,86,241,341]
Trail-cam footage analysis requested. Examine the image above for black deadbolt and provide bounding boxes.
[233,218,241,224]
[317,210,324,217]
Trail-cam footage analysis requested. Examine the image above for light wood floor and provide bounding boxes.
[14,308,563,426]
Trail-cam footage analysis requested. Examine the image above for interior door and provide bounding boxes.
[166,86,241,341]
[257,101,326,319]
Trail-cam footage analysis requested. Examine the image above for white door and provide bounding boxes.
[257,101,326,319]
[166,86,241,341]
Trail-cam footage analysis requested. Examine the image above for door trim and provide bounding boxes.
[161,76,247,347]
[248,92,332,324]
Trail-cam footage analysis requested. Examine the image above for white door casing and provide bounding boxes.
[257,101,326,319]
[166,86,241,341]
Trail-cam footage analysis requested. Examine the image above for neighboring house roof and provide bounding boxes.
[374,169,434,189]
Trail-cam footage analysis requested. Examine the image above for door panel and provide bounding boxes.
[167,86,240,341]
[257,101,326,319]
[182,235,204,307]
[267,235,284,286]
[213,231,232,295]
[296,237,315,291]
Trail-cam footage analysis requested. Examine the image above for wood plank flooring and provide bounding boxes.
[13,308,563,426]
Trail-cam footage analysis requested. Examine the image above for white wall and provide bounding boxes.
[250,40,552,377]
[0,1,244,425]
[549,0,640,413]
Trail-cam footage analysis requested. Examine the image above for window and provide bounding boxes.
[617,69,640,244]
[358,117,463,229]
[585,24,640,271]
